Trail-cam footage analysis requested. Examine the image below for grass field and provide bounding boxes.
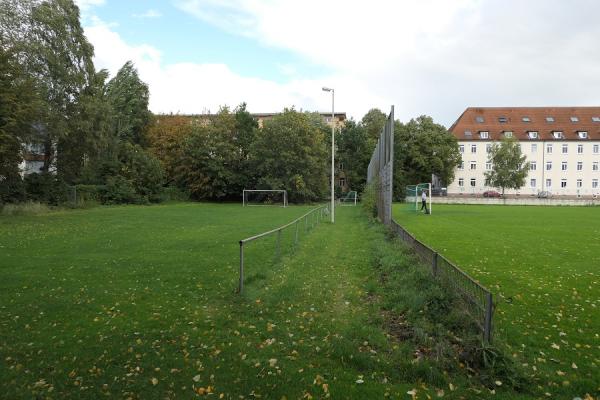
[394,204,600,399]
[1,203,481,399]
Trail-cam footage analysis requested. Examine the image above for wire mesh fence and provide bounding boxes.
[238,205,329,293]
[390,219,495,343]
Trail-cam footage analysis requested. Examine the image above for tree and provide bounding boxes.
[106,61,151,146]
[147,114,194,184]
[251,109,328,202]
[393,116,461,199]
[361,108,388,145]
[484,137,529,196]
[336,119,370,193]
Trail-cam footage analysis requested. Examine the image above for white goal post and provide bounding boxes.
[406,183,432,215]
[242,190,288,207]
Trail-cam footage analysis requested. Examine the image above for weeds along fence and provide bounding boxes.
[390,219,495,343]
[238,205,329,294]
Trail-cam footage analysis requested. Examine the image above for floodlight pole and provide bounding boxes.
[322,87,335,223]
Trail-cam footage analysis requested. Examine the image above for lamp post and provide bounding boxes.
[322,87,335,223]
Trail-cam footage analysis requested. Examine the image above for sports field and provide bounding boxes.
[394,204,600,398]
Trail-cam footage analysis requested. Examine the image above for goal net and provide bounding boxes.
[339,191,358,206]
[243,190,288,207]
[405,183,432,214]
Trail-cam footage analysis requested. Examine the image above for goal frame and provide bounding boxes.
[339,190,358,206]
[407,183,432,215]
[242,189,288,207]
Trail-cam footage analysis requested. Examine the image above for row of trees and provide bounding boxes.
[1,0,464,206]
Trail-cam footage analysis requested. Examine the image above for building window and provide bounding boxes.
[530,178,537,188]
[578,144,584,154]
[577,179,583,188]
[464,130,472,138]
[593,162,598,171]
[471,144,477,153]
[486,162,492,170]
[592,116,600,122]
[546,179,552,188]
[528,131,538,139]
[530,162,537,171]
[531,143,537,153]
[546,161,552,171]
[561,162,567,171]
[562,144,568,154]
[522,116,531,122]
[546,116,555,123]
[459,144,464,153]
[553,131,563,139]
[593,179,599,189]
[459,161,464,170]
[561,179,567,188]
[570,116,579,122]
[470,161,477,170]
[470,178,476,187]
[339,162,344,170]
[504,131,513,138]
[475,116,484,123]
[486,144,492,153]
[578,131,588,139]
[594,144,599,154]
[339,178,346,187]
[480,131,489,139]
[577,161,583,171]
[546,144,553,154]
[458,178,464,187]
[498,117,507,123]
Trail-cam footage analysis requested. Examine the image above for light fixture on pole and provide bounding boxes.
[322,86,335,223]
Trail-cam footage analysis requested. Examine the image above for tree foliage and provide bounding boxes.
[336,120,370,194]
[484,137,529,195]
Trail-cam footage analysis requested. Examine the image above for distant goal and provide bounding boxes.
[406,183,432,214]
[243,190,288,207]
[339,191,358,206]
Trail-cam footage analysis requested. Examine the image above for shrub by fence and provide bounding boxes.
[238,205,329,293]
[390,219,495,343]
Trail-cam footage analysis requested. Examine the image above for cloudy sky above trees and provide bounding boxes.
[77,0,600,126]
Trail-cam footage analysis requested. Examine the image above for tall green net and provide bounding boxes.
[405,183,431,213]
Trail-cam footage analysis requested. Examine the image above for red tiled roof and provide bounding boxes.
[449,107,600,141]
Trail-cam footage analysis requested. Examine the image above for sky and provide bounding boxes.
[76,0,600,127]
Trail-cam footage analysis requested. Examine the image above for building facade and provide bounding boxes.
[448,107,600,198]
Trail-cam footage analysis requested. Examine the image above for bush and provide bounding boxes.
[1,201,50,216]
[24,173,69,205]
[99,176,141,204]
[361,181,378,218]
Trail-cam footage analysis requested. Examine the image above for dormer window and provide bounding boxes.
[592,116,600,122]
[475,116,484,123]
[578,131,588,139]
[545,117,555,123]
[479,131,489,139]
[522,117,531,122]
[464,130,472,137]
[570,116,579,122]
[504,131,513,138]
[528,131,538,139]
[498,117,507,123]
[553,131,563,139]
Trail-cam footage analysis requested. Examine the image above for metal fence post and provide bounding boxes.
[238,241,244,293]
[295,220,299,246]
[484,292,493,343]
[432,252,438,277]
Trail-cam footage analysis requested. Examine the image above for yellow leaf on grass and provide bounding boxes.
[151,377,158,386]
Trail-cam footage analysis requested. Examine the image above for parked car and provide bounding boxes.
[537,191,553,199]
[483,190,502,198]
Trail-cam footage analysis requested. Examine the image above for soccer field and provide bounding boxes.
[393,203,600,397]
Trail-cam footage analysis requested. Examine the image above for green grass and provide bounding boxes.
[393,204,600,399]
[0,202,555,399]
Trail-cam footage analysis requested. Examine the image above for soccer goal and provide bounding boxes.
[243,190,288,207]
[339,191,358,206]
[405,183,432,214]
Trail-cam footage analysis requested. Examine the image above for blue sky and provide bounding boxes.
[77,0,600,126]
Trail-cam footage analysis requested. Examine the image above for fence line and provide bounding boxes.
[238,204,329,294]
[390,219,495,343]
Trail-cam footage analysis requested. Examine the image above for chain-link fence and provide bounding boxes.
[238,205,329,293]
[367,106,394,225]
[390,219,495,343]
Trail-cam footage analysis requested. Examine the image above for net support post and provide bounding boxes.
[432,252,438,277]
[238,241,244,293]
[276,229,282,260]
[484,292,493,343]
[294,220,299,246]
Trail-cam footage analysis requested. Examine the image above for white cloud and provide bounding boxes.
[133,9,162,19]
[174,0,600,125]
[84,18,384,119]
[74,0,105,12]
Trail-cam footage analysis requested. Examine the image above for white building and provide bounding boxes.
[448,107,600,198]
